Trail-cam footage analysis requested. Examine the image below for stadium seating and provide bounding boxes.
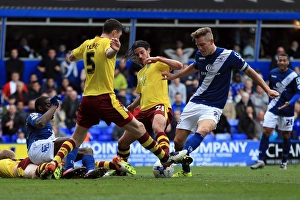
[228,119,239,133]
[215,133,231,141]
[204,133,215,141]
[231,133,248,140]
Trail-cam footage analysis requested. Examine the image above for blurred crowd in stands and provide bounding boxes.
[1,39,300,144]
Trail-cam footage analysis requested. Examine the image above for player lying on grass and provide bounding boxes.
[0,149,134,179]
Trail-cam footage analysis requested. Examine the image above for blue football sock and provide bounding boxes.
[82,154,95,172]
[282,138,291,163]
[182,164,190,172]
[64,147,79,170]
[258,134,270,161]
[183,132,204,155]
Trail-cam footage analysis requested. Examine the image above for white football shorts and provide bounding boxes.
[263,111,294,131]
[28,136,58,165]
[176,101,222,133]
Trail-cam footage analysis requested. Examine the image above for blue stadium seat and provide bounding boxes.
[215,133,231,141]
[59,127,71,136]
[293,119,300,137]
[1,135,11,143]
[228,119,239,133]
[231,133,248,140]
[11,134,19,142]
[204,133,215,141]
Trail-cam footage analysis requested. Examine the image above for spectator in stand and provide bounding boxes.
[18,37,31,58]
[16,131,26,144]
[37,49,61,82]
[294,66,300,75]
[5,49,24,82]
[62,90,80,130]
[223,89,236,120]
[270,46,292,70]
[26,73,39,92]
[212,113,231,136]
[112,125,125,141]
[126,87,139,106]
[51,103,67,129]
[52,124,67,138]
[230,72,245,103]
[171,92,186,114]
[26,99,35,114]
[57,77,71,96]
[181,65,199,103]
[243,78,254,97]
[116,89,128,107]
[251,85,269,116]
[287,40,300,60]
[168,77,187,104]
[38,38,50,58]
[1,96,17,116]
[28,81,42,100]
[60,51,79,91]
[56,44,67,59]
[80,68,86,93]
[128,61,142,88]
[16,101,27,120]
[164,40,194,73]
[2,72,28,103]
[11,81,30,106]
[117,58,130,83]
[1,104,25,141]
[235,91,254,120]
[238,106,258,140]
[114,66,128,92]
[41,78,57,94]
[253,109,265,140]
[242,38,255,59]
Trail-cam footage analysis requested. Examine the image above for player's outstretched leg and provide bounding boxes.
[161,150,188,165]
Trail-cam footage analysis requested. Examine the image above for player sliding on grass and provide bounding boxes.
[41,18,187,178]
[116,40,192,170]
[162,27,279,177]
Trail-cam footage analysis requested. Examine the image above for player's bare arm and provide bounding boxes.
[69,50,81,62]
[244,66,279,99]
[34,106,57,128]
[127,95,141,113]
[106,38,120,58]
[162,63,197,80]
[145,56,183,70]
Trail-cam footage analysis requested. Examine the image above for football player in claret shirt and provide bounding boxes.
[41,18,188,178]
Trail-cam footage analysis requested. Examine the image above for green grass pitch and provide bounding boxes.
[1,165,300,200]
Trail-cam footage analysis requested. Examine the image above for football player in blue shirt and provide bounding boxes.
[162,27,279,177]
[251,53,300,170]
[25,95,101,179]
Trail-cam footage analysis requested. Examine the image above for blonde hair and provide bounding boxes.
[191,27,213,41]
[0,150,16,160]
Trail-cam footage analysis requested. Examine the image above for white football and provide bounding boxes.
[152,160,174,178]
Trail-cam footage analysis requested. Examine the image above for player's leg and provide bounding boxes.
[152,106,170,155]
[117,130,136,161]
[122,117,187,165]
[251,111,277,170]
[280,131,291,170]
[278,116,294,170]
[41,124,89,178]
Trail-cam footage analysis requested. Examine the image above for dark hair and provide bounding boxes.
[103,18,123,34]
[34,96,49,112]
[278,53,289,60]
[124,40,150,64]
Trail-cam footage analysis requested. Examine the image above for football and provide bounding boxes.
[152,160,174,178]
